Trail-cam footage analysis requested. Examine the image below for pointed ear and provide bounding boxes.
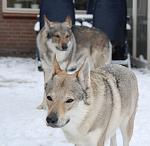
[52,55,62,76]
[44,15,55,30]
[75,58,91,90]
[64,16,72,28]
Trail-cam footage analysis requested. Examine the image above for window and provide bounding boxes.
[75,0,87,10]
[2,0,39,14]
[75,0,87,14]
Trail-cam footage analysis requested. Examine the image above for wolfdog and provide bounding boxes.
[36,16,112,109]
[45,58,138,146]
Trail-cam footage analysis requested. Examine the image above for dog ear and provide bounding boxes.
[64,16,72,28]
[75,58,91,90]
[52,55,62,77]
[44,15,55,30]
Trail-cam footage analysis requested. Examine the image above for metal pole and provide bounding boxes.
[132,0,137,58]
[147,0,150,63]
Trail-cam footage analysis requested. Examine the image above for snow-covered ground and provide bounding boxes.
[0,57,149,146]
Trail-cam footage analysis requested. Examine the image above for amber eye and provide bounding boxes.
[65,35,70,38]
[54,34,60,38]
[65,99,74,103]
[47,96,53,101]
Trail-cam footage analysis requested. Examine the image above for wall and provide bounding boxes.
[0,0,37,57]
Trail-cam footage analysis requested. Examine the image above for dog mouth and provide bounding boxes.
[46,119,70,128]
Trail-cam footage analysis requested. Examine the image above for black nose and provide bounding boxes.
[46,112,58,125]
[62,44,67,50]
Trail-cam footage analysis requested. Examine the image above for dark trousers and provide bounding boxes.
[93,0,127,47]
[93,0,127,59]
[39,0,75,29]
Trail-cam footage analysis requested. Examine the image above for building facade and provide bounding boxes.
[0,0,86,57]
[0,0,38,57]
[0,0,150,63]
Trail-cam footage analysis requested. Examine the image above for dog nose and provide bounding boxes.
[46,113,58,125]
[62,44,67,50]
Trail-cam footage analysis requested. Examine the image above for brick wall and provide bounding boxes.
[0,0,37,57]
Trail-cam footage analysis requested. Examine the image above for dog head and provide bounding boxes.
[45,57,91,128]
[44,16,73,51]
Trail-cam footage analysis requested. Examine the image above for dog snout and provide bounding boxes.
[62,43,68,51]
[46,112,58,125]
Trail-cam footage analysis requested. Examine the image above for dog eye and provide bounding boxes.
[54,35,60,38]
[65,99,74,103]
[65,35,70,38]
[47,96,53,101]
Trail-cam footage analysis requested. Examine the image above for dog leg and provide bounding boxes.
[97,136,105,146]
[121,123,129,146]
[110,133,117,146]
[120,120,130,146]
[75,144,98,146]
[126,111,136,142]
[121,110,136,146]
[127,112,135,140]
[37,69,51,110]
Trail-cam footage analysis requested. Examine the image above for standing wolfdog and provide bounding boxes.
[37,16,112,109]
[45,58,138,146]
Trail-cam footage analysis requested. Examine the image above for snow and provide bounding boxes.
[0,57,150,146]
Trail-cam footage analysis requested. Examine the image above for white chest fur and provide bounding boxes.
[63,126,102,146]
[46,39,73,62]
[62,101,102,146]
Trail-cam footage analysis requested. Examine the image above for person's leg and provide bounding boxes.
[39,0,75,29]
[93,0,127,59]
